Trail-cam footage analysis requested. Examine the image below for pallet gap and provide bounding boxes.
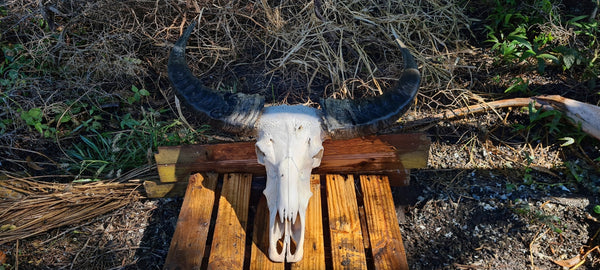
[355,175,376,270]
[200,173,223,267]
[243,176,265,269]
[319,175,334,270]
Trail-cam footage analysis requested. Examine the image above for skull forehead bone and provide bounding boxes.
[168,21,420,263]
[255,105,324,262]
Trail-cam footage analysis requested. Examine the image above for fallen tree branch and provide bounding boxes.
[404,95,600,141]
[404,97,534,129]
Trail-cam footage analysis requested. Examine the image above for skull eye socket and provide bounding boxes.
[256,145,266,165]
[311,147,324,168]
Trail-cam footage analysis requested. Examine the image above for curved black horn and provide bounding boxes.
[168,21,264,136]
[319,37,420,140]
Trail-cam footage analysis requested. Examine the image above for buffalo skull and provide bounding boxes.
[168,21,420,262]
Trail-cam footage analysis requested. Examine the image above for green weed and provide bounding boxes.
[1,44,29,88]
[65,107,204,179]
[484,0,598,75]
[513,202,564,233]
[504,77,529,94]
[565,15,600,89]
[19,108,56,138]
[127,85,150,104]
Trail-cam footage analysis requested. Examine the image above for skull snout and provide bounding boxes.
[268,209,305,262]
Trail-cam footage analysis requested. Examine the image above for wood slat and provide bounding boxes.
[207,173,253,269]
[360,175,409,270]
[249,196,284,270]
[291,175,325,269]
[326,174,367,270]
[154,134,429,183]
[164,173,218,270]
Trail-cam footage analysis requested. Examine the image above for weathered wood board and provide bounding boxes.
[326,174,368,269]
[164,173,218,270]
[147,133,429,197]
[207,173,252,269]
[360,175,409,270]
[153,133,429,183]
[164,173,411,269]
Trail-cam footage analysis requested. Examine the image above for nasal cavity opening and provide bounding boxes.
[275,211,284,254]
[288,212,302,255]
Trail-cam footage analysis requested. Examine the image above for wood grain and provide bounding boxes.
[360,175,408,270]
[154,133,429,183]
[207,173,252,269]
[326,174,367,270]
[164,173,218,270]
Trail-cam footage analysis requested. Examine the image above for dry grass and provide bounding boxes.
[1,0,471,105]
[0,177,142,244]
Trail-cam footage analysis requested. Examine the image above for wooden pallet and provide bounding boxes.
[164,173,409,270]
[150,133,430,269]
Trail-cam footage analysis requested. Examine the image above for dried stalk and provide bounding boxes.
[0,179,142,244]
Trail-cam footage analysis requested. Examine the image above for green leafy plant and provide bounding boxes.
[523,152,534,184]
[564,160,586,183]
[504,77,529,94]
[513,102,565,141]
[565,15,600,89]
[594,205,600,215]
[65,107,203,179]
[513,202,564,233]
[67,102,105,134]
[19,107,56,138]
[1,44,29,87]
[127,85,150,104]
[483,0,588,73]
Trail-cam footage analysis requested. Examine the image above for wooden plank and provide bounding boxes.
[164,173,218,270]
[143,180,188,198]
[326,174,367,270]
[155,142,256,183]
[155,133,429,182]
[249,196,284,270]
[359,175,408,270]
[207,173,252,269]
[291,175,325,269]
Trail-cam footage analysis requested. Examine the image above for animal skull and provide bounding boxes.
[255,105,324,261]
[168,21,420,262]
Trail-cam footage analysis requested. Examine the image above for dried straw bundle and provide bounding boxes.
[0,179,141,244]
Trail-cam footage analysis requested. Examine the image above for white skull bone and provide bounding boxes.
[255,105,324,262]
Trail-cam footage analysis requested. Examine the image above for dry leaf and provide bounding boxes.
[552,255,582,268]
[0,250,6,264]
